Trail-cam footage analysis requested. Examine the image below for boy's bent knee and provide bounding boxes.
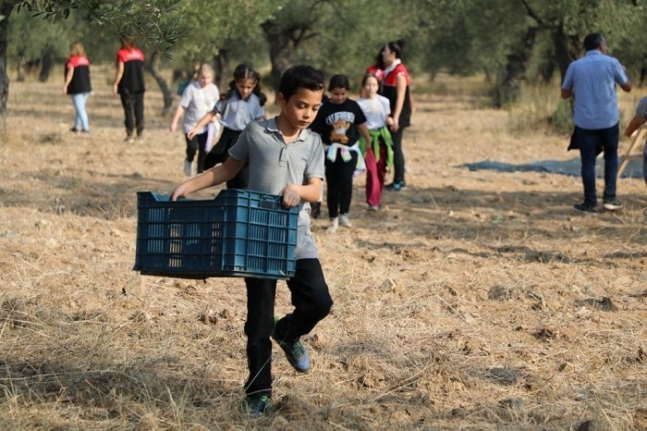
[312,293,333,320]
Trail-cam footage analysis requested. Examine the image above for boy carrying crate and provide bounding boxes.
[171,65,333,418]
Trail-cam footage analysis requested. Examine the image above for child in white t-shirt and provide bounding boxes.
[357,73,394,211]
[169,64,220,176]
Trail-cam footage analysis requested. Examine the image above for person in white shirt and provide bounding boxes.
[170,64,220,176]
[358,73,394,211]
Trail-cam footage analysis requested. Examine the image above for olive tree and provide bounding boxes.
[0,0,187,122]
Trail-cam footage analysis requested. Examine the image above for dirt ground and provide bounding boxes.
[1,69,646,430]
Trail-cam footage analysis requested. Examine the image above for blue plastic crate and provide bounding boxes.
[133,189,299,279]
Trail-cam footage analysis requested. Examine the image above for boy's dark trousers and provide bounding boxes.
[120,90,145,136]
[243,258,333,398]
[325,151,358,218]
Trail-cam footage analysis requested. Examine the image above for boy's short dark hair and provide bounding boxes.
[328,74,350,91]
[279,65,325,101]
[584,33,605,51]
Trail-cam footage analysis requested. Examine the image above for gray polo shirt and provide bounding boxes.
[180,82,220,134]
[228,117,325,260]
[216,92,265,131]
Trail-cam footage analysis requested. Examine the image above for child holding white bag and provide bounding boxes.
[169,63,220,176]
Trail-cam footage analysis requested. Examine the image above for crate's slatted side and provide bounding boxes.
[170,204,204,270]
[246,207,269,275]
[206,207,225,270]
[265,209,290,275]
[134,190,298,279]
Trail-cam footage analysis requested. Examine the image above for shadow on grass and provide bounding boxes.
[0,357,237,426]
[2,166,647,251]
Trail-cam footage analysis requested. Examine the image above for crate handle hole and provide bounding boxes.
[260,199,280,210]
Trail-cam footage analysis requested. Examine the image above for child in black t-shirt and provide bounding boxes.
[310,75,371,232]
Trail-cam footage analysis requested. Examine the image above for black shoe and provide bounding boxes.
[602,199,623,211]
[70,127,79,133]
[311,202,321,219]
[241,394,270,418]
[573,203,598,214]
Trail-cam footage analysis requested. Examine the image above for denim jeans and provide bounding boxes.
[575,124,619,207]
[71,92,90,132]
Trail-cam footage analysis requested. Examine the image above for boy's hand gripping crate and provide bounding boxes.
[133,189,299,280]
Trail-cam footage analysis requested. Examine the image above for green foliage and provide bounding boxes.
[7,7,70,61]
[14,0,188,54]
[171,0,286,70]
[260,0,423,88]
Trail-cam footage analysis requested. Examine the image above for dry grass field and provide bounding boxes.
[1,67,647,430]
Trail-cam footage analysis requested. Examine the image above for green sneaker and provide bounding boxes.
[241,394,270,418]
[271,316,310,373]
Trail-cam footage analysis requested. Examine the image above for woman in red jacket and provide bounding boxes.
[113,35,146,143]
[63,42,92,133]
[379,39,412,191]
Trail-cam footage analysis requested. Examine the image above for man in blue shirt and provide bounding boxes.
[561,32,631,213]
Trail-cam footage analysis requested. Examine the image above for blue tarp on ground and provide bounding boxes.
[462,157,644,179]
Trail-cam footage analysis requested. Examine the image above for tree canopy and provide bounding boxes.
[3,0,647,119]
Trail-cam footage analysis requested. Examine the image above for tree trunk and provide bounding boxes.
[537,58,556,84]
[262,20,298,98]
[492,26,538,108]
[552,26,581,82]
[213,49,230,89]
[38,48,53,82]
[147,50,173,115]
[268,44,294,98]
[0,2,13,123]
[16,49,26,82]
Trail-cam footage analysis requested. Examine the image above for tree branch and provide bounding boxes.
[519,0,544,26]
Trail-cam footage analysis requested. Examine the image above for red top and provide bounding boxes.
[67,55,90,68]
[378,62,412,127]
[381,63,411,87]
[64,55,91,94]
[116,47,146,93]
[116,47,145,63]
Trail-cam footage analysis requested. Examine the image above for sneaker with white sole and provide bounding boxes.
[327,217,339,233]
[184,159,192,176]
[339,214,352,227]
[602,199,623,211]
